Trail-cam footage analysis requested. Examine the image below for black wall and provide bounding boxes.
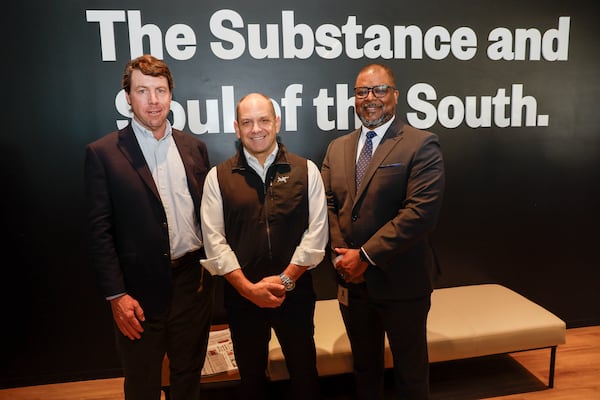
[4,0,599,388]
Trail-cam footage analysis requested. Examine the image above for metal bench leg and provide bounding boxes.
[548,346,557,388]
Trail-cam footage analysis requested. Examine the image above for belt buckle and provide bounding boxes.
[171,249,201,268]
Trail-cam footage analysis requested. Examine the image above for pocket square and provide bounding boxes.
[378,163,403,168]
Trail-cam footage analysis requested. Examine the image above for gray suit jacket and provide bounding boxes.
[321,117,445,300]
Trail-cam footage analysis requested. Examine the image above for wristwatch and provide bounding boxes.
[279,273,296,291]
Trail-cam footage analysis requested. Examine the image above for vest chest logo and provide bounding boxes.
[276,175,289,183]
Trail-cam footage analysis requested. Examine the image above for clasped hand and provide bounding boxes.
[245,275,286,308]
[334,248,367,283]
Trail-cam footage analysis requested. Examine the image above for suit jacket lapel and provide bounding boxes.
[355,118,405,200]
[117,126,162,202]
[344,129,361,202]
[172,130,202,214]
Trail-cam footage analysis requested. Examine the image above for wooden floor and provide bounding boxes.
[1,326,598,400]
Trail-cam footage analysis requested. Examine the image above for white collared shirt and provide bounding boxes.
[131,118,202,260]
[242,144,279,183]
[355,116,395,162]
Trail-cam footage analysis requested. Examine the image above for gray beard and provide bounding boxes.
[359,112,393,129]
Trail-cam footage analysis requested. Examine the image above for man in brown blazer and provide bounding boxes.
[321,64,445,400]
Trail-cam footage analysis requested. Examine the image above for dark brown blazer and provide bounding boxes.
[321,117,445,300]
[84,124,210,317]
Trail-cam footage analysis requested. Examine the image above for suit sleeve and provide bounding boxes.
[321,140,348,253]
[84,144,127,298]
[364,133,445,268]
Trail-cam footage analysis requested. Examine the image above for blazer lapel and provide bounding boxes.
[172,130,202,213]
[355,119,405,200]
[344,129,361,202]
[117,126,162,202]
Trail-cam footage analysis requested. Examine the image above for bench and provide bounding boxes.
[267,284,566,387]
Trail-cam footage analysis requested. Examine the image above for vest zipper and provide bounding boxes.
[264,177,274,260]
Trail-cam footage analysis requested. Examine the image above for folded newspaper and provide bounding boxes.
[201,328,238,377]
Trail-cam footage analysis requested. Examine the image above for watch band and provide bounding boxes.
[279,273,296,291]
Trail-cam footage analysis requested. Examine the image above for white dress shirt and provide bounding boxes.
[131,118,203,260]
[355,116,395,162]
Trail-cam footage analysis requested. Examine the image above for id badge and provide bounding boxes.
[337,284,349,307]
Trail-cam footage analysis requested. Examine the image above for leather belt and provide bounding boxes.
[170,248,204,268]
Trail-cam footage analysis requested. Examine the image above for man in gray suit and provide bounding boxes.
[321,63,445,400]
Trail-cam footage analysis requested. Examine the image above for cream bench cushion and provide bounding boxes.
[427,283,566,362]
[267,284,566,381]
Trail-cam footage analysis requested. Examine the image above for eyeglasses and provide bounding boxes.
[354,85,397,99]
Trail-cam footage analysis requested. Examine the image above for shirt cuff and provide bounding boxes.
[106,293,126,301]
[290,247,325,270]
[200,248,241,276]
[360,246,376,265]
